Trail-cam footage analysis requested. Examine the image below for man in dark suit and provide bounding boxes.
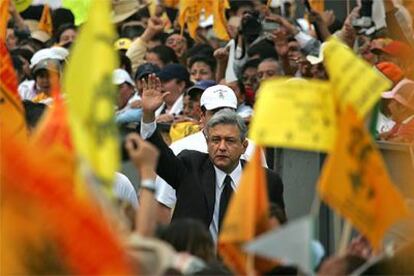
[140,74,285,242]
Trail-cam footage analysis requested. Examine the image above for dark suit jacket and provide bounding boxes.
[148,130,285,228]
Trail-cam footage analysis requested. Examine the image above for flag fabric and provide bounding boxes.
[178,0,203,39]
[1,125,132,275]
[63,0,119,196]
[317,106,409,250]
[323,37,391,117]
[244,216,313,273]
[218,147,276,274]
[0,40,27,140]
[38,4,53,35]
[0,0,10,40]
[249,78,336,152]
[212,0,230,41]
[31,70,76,190]
[309,0,325,13]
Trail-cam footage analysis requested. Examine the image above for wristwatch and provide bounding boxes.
[140,179,156,193]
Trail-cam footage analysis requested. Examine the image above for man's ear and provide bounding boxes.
[242,138,248,153]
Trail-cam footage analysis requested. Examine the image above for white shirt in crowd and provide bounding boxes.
[113,172,138,209]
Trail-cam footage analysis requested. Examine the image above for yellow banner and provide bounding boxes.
[323,37,391,117]
[318,107,408,250]
[178,0,203,39]
[249,78,336,152]
[63,0,119,196]
[212,0,230,41]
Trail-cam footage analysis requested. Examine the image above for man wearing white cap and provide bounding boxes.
[146,83,268,224]
[112,68,142,124]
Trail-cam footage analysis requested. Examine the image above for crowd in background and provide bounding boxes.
[3,0,414,274]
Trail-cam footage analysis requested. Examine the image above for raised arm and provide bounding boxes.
[140,74,186,190]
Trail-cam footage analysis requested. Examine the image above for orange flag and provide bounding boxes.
[218,147,276,274]
[1,120,132,274]
[309,0,325,13]
[212,0,230,41]
[31,70,77,189]
[0,40,27,140]
[318,107,409,250]
[0,0,10,40]
[38,4,53,35]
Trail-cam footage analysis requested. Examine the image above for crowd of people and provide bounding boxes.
[3,0,414,274]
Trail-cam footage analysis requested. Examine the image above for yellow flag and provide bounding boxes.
[38,4,53,35]
[323,37,391,117]
[0,41,27,140]
[0,0,10,41]
[249,78,336,152]
[63,0,119,196]
[212,0,230,41]
[178,0,203,39]
[317,107,409,250]
[218,147,276,274]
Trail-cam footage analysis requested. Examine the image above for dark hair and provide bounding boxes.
[187,44,214,59]
[148,45,178,65]
[121,25,145,40]
[11,55,24,81]
[229,0,255,14]
[22,100,47,128]
[119,53,132,76]
[189,55,217,72]
[241,58,261,75]
[54,23,76,44]
[151,32,168,44]
[52,8,75,35]
[156,219,214,262]
[248,39,278,60]
[269,202,287,224]
[11,48,34,63]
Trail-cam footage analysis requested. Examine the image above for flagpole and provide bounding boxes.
[337,220,352,255]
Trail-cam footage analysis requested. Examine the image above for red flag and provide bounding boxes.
[0,40,27,140]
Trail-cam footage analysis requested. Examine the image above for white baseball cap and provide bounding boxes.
[30,47,69,68]
[113,69,135,86]
[200,84,237,110]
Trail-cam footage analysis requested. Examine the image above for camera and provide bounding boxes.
[352,0,373,29]
[240,11,280,43]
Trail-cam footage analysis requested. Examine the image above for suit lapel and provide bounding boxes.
[201,157,216,220]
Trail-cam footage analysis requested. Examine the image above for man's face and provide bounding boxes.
[117,83,134,109]
[162,79,185,104]
[206,123,248,173]
[257,61,280,82]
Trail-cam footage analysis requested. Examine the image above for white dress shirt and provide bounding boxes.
[209,163,242,243]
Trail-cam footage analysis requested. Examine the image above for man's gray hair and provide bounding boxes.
[205,108,247,141]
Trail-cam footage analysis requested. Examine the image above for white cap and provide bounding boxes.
[113,69,135,86]
[200,84,237,110]
[30,47,68,68]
